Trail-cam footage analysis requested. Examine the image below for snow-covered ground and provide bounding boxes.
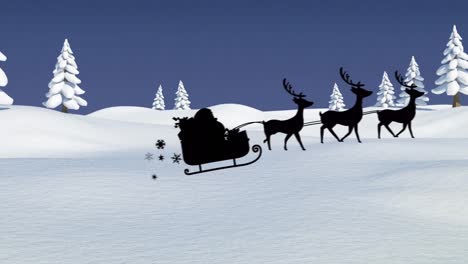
[1,104,468,264]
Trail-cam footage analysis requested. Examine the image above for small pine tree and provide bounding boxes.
[397,56,429,106]
[375,71,396,108]
[43,39,87,113]
[328,83,345,111]
[432,25,468,107]
[0,50,13,105]
[152,85,165,110]
[174,80,191,110]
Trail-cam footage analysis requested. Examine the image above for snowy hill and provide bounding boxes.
[0,103,464,158]
[0,106,174,158]
[89,103,457,137]
[88,103,265,127]
[1,104,468,263]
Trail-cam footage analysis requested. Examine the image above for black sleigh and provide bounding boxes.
[174,108,262,175]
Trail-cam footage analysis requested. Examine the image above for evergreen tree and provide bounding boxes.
[152,85,165,110]
[43,39,87,112]
[432,25,468,107]
[0,50,13,105]
[328,83,345,111]
[174,80,191,110]
[397,56,429,106]
[375,71,396,108]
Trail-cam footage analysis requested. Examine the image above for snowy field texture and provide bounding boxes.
[1,104,468,264]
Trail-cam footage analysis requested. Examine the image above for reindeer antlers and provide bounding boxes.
[283,78,305,98]
[340,67,364,88]
[395,71,417,89]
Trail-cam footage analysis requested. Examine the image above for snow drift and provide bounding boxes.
[0,106,175,158]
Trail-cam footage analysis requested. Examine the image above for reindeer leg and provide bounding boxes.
[264,135,272,150]
[320,125,325,144]
[354,125,362,143]
[294,132,306,151]
[384,124,397,137]
[396,123,408,137]
[340,126,353,141]
[377,123,382,139]
[284,133,293,151]
[408,122,415,138]
[328,127,342,142]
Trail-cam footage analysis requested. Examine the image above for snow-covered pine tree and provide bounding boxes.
[43,39,87,113]
[375,71,396,108]
[174,80,191,110]
[152,84,165,110]
[328,83,345,111]
[432,25,468,107]
[397,56,429,106]
[0,50,13,105]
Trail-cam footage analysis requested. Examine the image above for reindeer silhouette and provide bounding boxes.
[377,71,425,139]
[263,79,314,151]
[320,68,373,143]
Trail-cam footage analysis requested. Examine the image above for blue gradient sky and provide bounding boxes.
[1,0,467,113]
